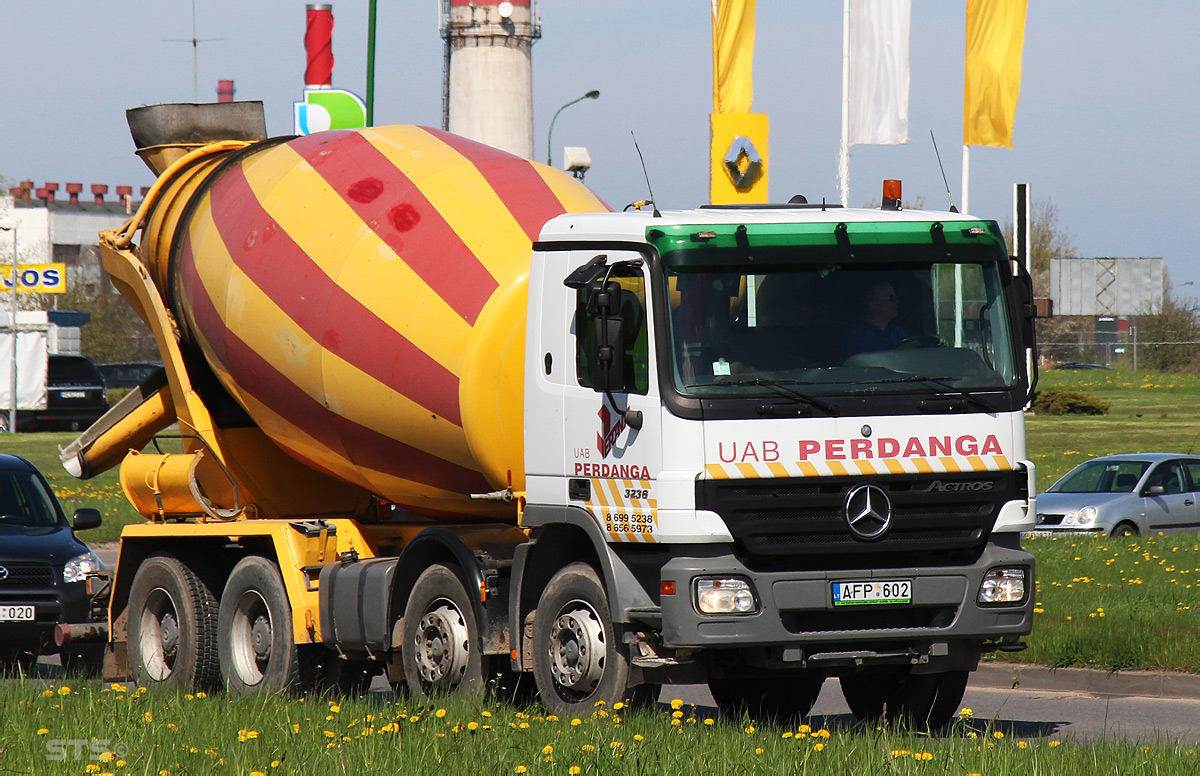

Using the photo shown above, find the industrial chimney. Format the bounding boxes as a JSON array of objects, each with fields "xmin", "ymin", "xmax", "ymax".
[{"xmin": 440, "ymin": 0, "xmax": 540, "ymax": 160}]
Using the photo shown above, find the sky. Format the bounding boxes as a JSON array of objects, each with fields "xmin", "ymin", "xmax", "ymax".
[{"xmin": 2, "ymin": 2, "xmax": 1198, "ymax": 300}]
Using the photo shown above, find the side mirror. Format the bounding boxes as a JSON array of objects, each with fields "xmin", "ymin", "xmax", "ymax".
[
  {"xmin": 1011, "ymin": 260, "xmax": 1036, "ymax": 348},
  {"xmin": 1144, "ymin": 484, "xmax": 1165, "ymax": 497},
  {"xmin": 590, "ymin": 307, "xmax": 627, "ymax": 391},
  {"xmin": 72, "ymin": 507, "xmax": 102, "ymax": 531}
]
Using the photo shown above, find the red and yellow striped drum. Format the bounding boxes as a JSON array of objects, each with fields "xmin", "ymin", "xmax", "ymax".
[{"xmin": 155, "ymin": 126, "xmax": 605, "ymax": 518}]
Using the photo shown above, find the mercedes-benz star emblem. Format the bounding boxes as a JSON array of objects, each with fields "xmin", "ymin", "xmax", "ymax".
[
  {"xmin": 0, "ymin": 566, "xmax": 8, "ymax": 581},
  {"xmin": 844, "ymin": 484, "xmax": 892, "ymax": 540}
]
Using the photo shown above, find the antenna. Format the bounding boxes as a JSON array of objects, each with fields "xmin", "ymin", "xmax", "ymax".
[
  {"xmin": 164, "ymin": 0, "xmax": 223, "ymax": 102},
  {"xmin": 630, "ymin": 131, "xmax": 661, "ymax": 218},
  {"xmin": 930, "ymin": 131, "xmax": 958, "ymax": 213}
]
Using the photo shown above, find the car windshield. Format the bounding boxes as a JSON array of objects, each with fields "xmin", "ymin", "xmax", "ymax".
[
  {"xmin": 1048, "ymin": 460, "xmax": 1150, "ymax": 494},
  {"xmin": 0, "ymin": 470, "xmax": 62, "ymax": 526},
  {"xmin": 655, "ymin": 224, "xmax": 1021, "ymax": 398}
]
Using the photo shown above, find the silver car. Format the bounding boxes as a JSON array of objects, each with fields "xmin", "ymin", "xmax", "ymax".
[{"xmin": 1032, "ymin": 453, "xmax": 1200, "ymax": 537}]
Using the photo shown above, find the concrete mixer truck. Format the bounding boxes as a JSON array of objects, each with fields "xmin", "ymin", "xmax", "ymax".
[{"xmin": 60, "ymin": 101, "xmax": 1036, "ymax": 725}]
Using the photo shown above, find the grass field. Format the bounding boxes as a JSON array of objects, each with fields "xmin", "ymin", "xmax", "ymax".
[
  {"xmin": 1027, "ymin": 369, "xmax": 1200, "ymax": 492},
  {"xmin": 2, "ymin": 680, "xmax": 1199, "ymax": 776}
]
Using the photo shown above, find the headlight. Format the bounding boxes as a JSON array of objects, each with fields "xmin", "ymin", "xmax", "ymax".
[
  {"xmin": 1076, "ymin": 506, "xmax": 1097, "ymax": 526},
  {"xmin": 978, "ymin": 567, "xmax": 1027, "ymax": 605},
  {"xmin": 694, "ymin": 577, "xmax": 758, "ymax": 615},
  {"xmin": 63, "ymin": 551, "xmax": 102, "ymax": 583}
]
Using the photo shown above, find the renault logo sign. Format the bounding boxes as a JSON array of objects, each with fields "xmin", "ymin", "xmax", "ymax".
[
  {"xmin": 844, "ymin": 484, "xmax": 892, "ymax": 540},
  {"xmin": 723, "ymin": 135, "xmax": 763, "ymax": 188}
]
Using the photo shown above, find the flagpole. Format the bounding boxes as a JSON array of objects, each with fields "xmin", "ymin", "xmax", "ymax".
[
  {"xmin": 961, "ymin": 144, "xmax": 970, "ymax": 215},
  {"xmin": 838, "ymin": 0, "xmax": 850, "ymax": 207}
]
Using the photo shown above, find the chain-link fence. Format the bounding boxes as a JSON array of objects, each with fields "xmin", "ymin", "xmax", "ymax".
[{"xmin": 1040, "ymin": 338, "xmax": 1200, "ymax": 371}]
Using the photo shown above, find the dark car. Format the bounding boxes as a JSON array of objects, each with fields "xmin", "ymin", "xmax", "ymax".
[
  {"xmin": 96, "ymin": 361, "xmax": 164, "ymax": 390},
  {"xmin": 1049, "ymin": 362, "xmax": 1114, "ymax": 371},
  {"xmin": 24, "ymin": 355, "xmax": 109, "ymax": 432},
  {"xmin": 0, "ymin": 454, "xmax": 105, "ymax": 672}
]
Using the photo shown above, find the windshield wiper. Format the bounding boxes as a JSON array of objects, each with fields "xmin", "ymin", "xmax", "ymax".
[
  {"xmin": 689, "ymin": 378, "xmax": 840, "ymax": 416},
  {"xmin": 854, "ymin": 374, "xmax": 997, "ymax": 413}
]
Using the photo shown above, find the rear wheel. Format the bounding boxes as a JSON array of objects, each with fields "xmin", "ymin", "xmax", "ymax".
[
  {"xmin": 126, "ymin": 553, "xmax": 220, "ymax": 689},
  {"xmin": 401, "ymin": 564, "xmax": 485, "ymax": 699},
  {"xmin": 709, "ymin": 676, "xmax": 824, "ymax": 724},
  {"xmin": 218, "ymin": 556, "xmax": 303, "ymax": 694},
  {"xmin": 532, "ymin": 562, "xmax": 633, "ymax": 715},
  {"xmin": 840, "ymin": 668, "xmax": 968, "ymax": 730}
]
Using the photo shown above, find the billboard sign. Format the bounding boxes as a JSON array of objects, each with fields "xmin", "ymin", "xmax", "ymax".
[{"xmin": 0, "ymin": 264, "xmax": 67, "ymax": 294}]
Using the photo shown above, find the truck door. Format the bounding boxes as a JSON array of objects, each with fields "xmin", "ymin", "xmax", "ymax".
[{"xmin": 562, "ymin": 255, "xmax": 662, "ymax": 544}]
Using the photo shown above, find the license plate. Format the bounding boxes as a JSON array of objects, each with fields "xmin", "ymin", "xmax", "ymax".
[
  {"xmin": 0, "ymin": 605, "xmax": 35, "ymax": 621},
  {"xmin": 59, "ymin": 390, "xmax": 86, "ymax": 398},
  {"xmin": 1024, "ymin": 530, "xmax": 1058, "ymax": 538},
  {"xmin": 832, "ymin": 580, "xmax": 911, "ymax": 605}
]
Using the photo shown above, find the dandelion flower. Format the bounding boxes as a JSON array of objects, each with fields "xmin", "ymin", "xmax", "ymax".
[
  {"xmin": 516, "ymin": 767, "xmax": 527, "ymax": 774},
  {"xmin": 814, "ymin": 743, "xmax": 825, "ymax": 751},
  {"xmin": 993, "ymin": 730, "xmax": 1005, "ymax": 739},
  {"xmin": 436, "ymin": 708, "xmax": 447, "ymax": 718},
  {"xmin": 571, "ymin": 718, "xmax": 582, "ymax": 726},
  {"xmin": 569, "ymin": 767, "xmax": 581, "ymax": 775},
  {"xmin": 36, "ymin": 728, "xmax": 49, "ymax": 735},
  {"xmin": 543, "ymin": 744, "xmax": 554, "ymax": 755},
  {"xmin": 58, "ymin": 686, "xmax": 72, "ymax": 696}
]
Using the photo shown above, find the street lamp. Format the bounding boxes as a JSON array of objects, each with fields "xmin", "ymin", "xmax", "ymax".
[
  {"xmin": 0, "ymin": 224, "xmax": 16, "ymax": 433},
  {"xmin": 547, "ymin": 90, "xmax": 600, "ymax": 167}
]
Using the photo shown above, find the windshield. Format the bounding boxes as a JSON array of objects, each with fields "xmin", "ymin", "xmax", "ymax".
[
  {"xmin": 659, "ymin": 230, "xmax": 1020, "ymax": 399},
  {"xmin": 0, "ymin": 470, "xmax": 62, "ymax": 526},
  {"xmin": 1048, "ymin": 460, "xmax": 1150, "ymax": 494}
]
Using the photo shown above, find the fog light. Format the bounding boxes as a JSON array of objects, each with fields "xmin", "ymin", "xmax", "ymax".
[
  {"xmin": 695, "ymin": 577, "xmax": 758, "ymax": 615},
  {"xmin": 978, "ymin": 567, "xmax": 1027, "ymax": 605}
]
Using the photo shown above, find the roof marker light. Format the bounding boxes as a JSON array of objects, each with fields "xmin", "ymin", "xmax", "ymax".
[{"xmin": 882, "ymin": 179, "xmax": 902, "ymax": 211}]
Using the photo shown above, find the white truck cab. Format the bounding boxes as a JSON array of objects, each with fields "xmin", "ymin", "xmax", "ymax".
[{"xmin": 519, "ymin": 203, "xmax": 1036, "ymax": 725}]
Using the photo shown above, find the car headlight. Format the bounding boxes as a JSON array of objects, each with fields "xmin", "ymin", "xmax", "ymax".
[
  {"xmin": 63, "ymin": 551, "xmax": 102, "ymax": 583},
  {"xmin": 1075, "ymin": 506, "xmax": 1097, "ymax": 527},
  {"xmin": 694, "ymin": 577, "xmax": 759, "ymax": 615},
  {"xmin": 978, "ymin": 567, "xmax": 1027, "ymax": 605}
]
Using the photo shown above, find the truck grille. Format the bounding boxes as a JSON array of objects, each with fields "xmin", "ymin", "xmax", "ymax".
[
  {"xmin": 0, "ymin": 564, "xmax": 55, "ymax": 586},
  {"xmin": 697, "ymin": 471, "xmax": 1021, "ymax": 569}
]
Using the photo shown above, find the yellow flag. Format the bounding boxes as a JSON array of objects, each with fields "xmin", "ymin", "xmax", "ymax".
[
  {"xmin": 712, "ymin": 0, "xmax": 756, "ymax": 114},
  {"xmin": 964, "ymin": 0, "xmax": 1027, "ymax": 148}
]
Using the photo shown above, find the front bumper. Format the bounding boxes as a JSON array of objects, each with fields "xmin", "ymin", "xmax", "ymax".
[
  {"xmin": 658, "ymin": 538, "xmax": 1033, "ymax": 669},
  {"xmin": 0, "ymin": 579, "xmax": 93, "ymax": 656}
]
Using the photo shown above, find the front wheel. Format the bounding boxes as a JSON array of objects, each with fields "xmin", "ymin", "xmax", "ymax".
[
  {"xmin": 532, "ymin": 562, "xmax": 633, "ymax": 715},
  {"xmin": 709, "ymin": 675, "xmax": 824, "ymax": 724},
  {"xmin": 127, "ymin": 553, "xmax": 220, "ymax": 690},
  {"xmin": 218, "ymin": 556, "xmax": 304, "ymax": 694},
  {"xmin": 840, "ymin": 668, "xmax": 968, "ymax": 730},
  {"xmin": 401, "ymin": 564, "xmax": 485, "ymax": 699},
  {"xmin": 1111, "ymin": 522, "xmax": 1139, "ymax": 537}
]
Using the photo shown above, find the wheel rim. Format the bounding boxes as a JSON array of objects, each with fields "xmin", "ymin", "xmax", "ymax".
[
  {"xmin": 548, "ymin": 598, "xmax": 606, "ymax": 697},
  {"xmin": 413, "ymin": 598, "xmax": 471, "ymax": 688},
  {"xmin": 137, "ymin": 587, "xmax": 180, "ymax": 682},
  {"xmin": 229, "ymin": 589, "xmax": 272, "ymax": 686}
]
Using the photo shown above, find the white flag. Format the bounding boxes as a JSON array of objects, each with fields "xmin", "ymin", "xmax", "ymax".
[{"xmin": 848, "ymin": 0, "xmax": 911, "ymax": 146}]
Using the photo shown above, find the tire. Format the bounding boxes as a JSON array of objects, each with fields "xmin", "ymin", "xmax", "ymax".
[
  {"xmin": 709, "ymin": 675, "xmax": 824, "ymax": 725},
  {"xmin": 840, "ymin": 668, "xmax": 968, "ymax": 730},
  {"xmin": 1, "ymin": 650, "xmax": 37, "ymax": 675},
  {"xmin": 126, "ymin": 553, "xmax": 220, "ymax": 690},
  {"xmin": 218, "ymin": 555, "xmax": 303, "ymax": 695},
  {"xmin": 1111, "ymin": 522, "xmax": 1138, "ymax": 537},
  {"xmin": 401, "ymin": 564, "xmax": 486, "ymax": 699},
  {"xmin": 532, "ymin": 562, "xmax": 633, "ymax": 715}
]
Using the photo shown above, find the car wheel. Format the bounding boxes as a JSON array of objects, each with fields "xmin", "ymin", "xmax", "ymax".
[
  {"xmin": 127, "ymin": 553, "xmax": 220, "ymax": 689},
  {"xmin": 1111, "ymin": 522, "xmax": 1139, "ymax": 537},
  {"xmin": 218, "ymin": 556, "xmax": 305, "ymax": 694},
  {"xmin": 402, "ymin": 564, "xmax": 485, "ymax": 699},
  {"xmin": 532, "ymin": 562, "xmax": 634, "ymax": 715}
]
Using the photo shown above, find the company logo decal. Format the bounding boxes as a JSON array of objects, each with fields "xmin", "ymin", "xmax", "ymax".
[
  {"xmin": 844, "ymin": 484, "xmax": 892, "ymax": 540},
  {"xmin": 597, "ymin": 405, "xmax": 626, "ymax": 459},
  {"xmin": 0, "ymin": 566, "xmax": 7, "ymax": 581}
]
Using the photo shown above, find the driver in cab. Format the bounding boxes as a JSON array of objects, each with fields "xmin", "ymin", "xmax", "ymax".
[{"xmin": 842, "ymin": 280, "xmax": 907, "ymax": 358}]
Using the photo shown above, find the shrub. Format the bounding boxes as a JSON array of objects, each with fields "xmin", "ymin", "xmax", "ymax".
[{"xmin": 1032, "ymin": 390, "xmax": 1110, "ymax": 415}]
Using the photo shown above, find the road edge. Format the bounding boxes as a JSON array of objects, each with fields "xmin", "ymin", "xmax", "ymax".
[{"xmin": 973, "ymin": 662, "xmax": 1200, "ymax": 700}]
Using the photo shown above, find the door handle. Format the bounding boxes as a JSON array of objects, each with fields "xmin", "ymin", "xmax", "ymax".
[{"xmin": 1186, "ymin": 499, "xmax": 1195, "ymax": 506}]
